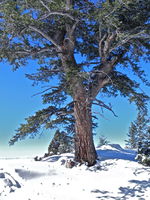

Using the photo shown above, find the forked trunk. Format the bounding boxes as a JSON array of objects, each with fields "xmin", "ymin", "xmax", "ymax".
[{"xmin": 74, "ymin": 95, "xmax": 97, "ymax": 166}]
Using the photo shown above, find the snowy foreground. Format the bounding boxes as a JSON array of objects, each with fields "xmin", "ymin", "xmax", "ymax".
[{"xmin": 0, "ymin": 144, "xmax": 150, "ymax": 200}]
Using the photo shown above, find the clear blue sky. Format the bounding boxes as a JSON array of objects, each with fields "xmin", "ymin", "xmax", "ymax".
[{"xmin": 0, "ymin": 59, "xmax": 149, "ymax": 158}]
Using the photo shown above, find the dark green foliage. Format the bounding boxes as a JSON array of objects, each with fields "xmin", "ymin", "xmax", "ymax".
[
  {"xmin": 136, "ymin": 154, "xmax": 150, "ymax": 166},
  {"xmin": 141, "ymin": 157, "xmax": 150, "ymax": 166},
  {"xmin": 125, "ymin": 122, "xmax": 137, "ymax": 149},
  {"xmin": 136, "ymin": 121, "xmax": 150, "ymax": 166},
  {"xmin": 136, "ymin": 110, "xmax": 149, "ymax": 139},
  {"xmin": 136, "ymin": 140, "xmax": 150, "ymax": 166},
  {"xmin": 46, "ymin": 130, "xmax": 73, "ymax": 156},
  {"xmin": 127, "ymin": 109, "xmax": 150, "ymax": 166},
  {"xmin": 126, "ymin": 109, "xmax": 149, "ymax": 150},
  {"xmin": 0, "ymin": 0, "xmax": 149, "ymax": 145},
  {"xmin": 9, "ymin": 104, "xmax": 75, "ymax": 145}
]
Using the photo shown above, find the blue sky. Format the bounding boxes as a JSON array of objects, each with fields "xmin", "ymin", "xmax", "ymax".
[
  {"xmin": 0, "ymin": 62, "xmax": 52, "ymax": 157},
  {"xmin": 0, "ymin": 59, "xmax": 149, "ymax": 158}
]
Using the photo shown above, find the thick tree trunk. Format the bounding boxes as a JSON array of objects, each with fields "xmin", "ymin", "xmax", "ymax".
[
  {"xmin": 74, "ymin": 95, "xmax": 97, "ymax": 166},
  {"xmin": 60, "ymin": 22, "xmax": 97, "ymax": 165}
]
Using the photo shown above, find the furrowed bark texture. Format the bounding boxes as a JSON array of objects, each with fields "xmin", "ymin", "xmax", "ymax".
[
  {"xmin": 61, "ymin": 47, "xmax": 97, "ymax": 165},
  {"xmin": 73, "ymin": 87, "xmax": 97, "ymax": 166},
  {"xmin": 74, "ymin": 105, "xmax": 97, "ymax": 165}
]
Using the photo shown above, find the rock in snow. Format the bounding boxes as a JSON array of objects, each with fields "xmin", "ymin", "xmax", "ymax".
[
  {"xmin": 0, "ymin": 171, "xmax": 21, "ymax": 196},
  {"xmin": 0, "ymin": 144, "xmax": 150, "ymax": 200}
]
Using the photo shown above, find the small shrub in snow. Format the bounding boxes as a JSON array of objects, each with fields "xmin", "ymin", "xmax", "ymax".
[
  {"xmin": 34, "ymin": 156, "xmax": 42, "ymax": 161},
  {"xmin": 136, "ymin": 154, "xmax": 150, "ymax": 166},
  {"xmin": 65, "ymin": 160, "xmax": 75, "ymax": 168},
  {"xmin": 136, "ymin": 141, "xmax": 150, "ymax": 166}
]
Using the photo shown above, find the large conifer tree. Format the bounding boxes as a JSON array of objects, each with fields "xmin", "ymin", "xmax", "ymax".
[{"xmin": 0, "ymin": 0, "xmax": 150, "ymax": 166}]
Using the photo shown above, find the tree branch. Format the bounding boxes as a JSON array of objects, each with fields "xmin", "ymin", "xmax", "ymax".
[
  {"xmin": 99, "ymin": 33, "xmax": 107, "ymax": 58},
  {"xmin": 39, "ymin": 0, "xmax": 51, "ymax": 12},
  {"xmin": 66, "ymin": 0, "xmax": 72, "ymax": 10},
  {"xmin": 26, "ymin": 68, "xmax": 62, "ymax": 83},
  {"xmin": 103, "ymin": 31, "xmax": 117, "ymax": 60},
  {"xmin": 31, "ymin": 86, "xmax": 59, "ymax": 97},
  {"xmin": 93, "ymin": 111, "xmax": 109, "ymax": 120},
  {"xmin": 38, "ymin": 0, "xmax": 75, "ymax": 21},
  {"xmin": 78, "ymin": 62, "xmax": 100, "ymax": 67},
  {"xmin": 38, "ymin": 11, "xmax": 76, "ymax": 21},
  {"xmin": 15, "ymin": 47, "xmax": 55, "ymax": 56},
  {"xmin": 109, "ymin": 29, "xmax": 148, "ymax": 53},
  {"xmin": 70, "ymin": 19, "xmax": 79, "ymax": 36},
  {"xmin": 93, "ymin": 99, "xmax": 117, "ymax": 117},
  {"xmin": 28, "ymin": 25, "xmax": 62, "ymax": 50},
  {"xmin": 89, "ymin": 65, "xmax": 115, "ymax": 99}
]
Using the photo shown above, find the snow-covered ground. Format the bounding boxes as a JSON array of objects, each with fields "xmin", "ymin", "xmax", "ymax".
[{"xmin": 0, "ymin": 144, "xmax": 150, "ymax": 200}]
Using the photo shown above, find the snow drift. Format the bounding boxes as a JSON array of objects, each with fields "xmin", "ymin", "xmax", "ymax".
[{"xmin": 0, "ymin": 144, "xmax": 150, "ymax": 200}]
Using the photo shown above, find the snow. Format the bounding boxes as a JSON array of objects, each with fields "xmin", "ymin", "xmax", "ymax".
[{"xmin": 0, "ymin": 144, "xmax": 150, "ymax": 200}]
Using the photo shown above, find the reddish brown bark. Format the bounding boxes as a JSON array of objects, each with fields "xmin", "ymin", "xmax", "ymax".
[
  {"xmin": 61, "ymin": 28, "xmax": 97, "ymax": 166},
  {"xmin": 74, "ymin": 95, "xmax": 97, "ymax": 166}
]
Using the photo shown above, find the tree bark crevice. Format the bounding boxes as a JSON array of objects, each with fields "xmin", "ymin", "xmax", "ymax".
[{"xmin": 73, "ymin": 93, "xmax": 97, "ymax": 166}]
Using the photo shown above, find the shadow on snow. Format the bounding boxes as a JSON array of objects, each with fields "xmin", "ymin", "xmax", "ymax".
[
  {"xmin": 15, "ymin": 168, "xmax": 56, "ymax": 180},
  {"xmin": 91, "ymin": 179, "xmax": 150, "ymax": 200},
  {"xmin": 96, "ymin": 144, "xmax": 137, "ymax": 162}
]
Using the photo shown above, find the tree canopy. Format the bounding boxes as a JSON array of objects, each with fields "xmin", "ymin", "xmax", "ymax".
[{"xmin": 0, "ymin": 0, "xmax": 150, "ymax": 165}]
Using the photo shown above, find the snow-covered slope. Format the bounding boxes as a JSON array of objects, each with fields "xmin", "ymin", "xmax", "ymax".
[
  {"xmin": 97, "ymin": 143, "xmax": 137, "ymax": 161},
  {"xmin": 0, "ymin": 144, "xmax": 150, "ymax": 200}
]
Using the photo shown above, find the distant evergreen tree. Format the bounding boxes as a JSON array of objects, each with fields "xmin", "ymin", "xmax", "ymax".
[
  {"xmin": 126, "ymin": 108, "xmax": 150, "ymax": 166},
  {"xmin": 126, "ymin": 109, "xmax": 149, "ymax": 149},
  {"xmin": 147, "ymin": 126, "xmax": 150, "ymax": 141},
  {"xmin": 135, "ymin": 110, "xmax": 150, "ymax": 166},
  {"xmin": 136, "ymin": 110, "xmax": 148, "ymax": 141},
  {"xmin": 97, "ymin": 135, "xmax": 109, "ymax": 147},
  {"xmin": 46, "ymin": 130, "xmax": 73, "ymax": 156},
  {"xmin": 125, "ymin": 122, "xmax": 137, "ymax": 149}
]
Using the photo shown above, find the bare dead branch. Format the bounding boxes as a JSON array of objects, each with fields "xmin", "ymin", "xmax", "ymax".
[
  {"xmin": 103, "ymin": 31, "xmax": 116, "ymax": 57},
  {"xmin": 91, "ymin": 70, "xmax": 114, "ymax": 86},
  {"xmin": 91, "ymin": 77, "xmax": 110, "ymax": 99},
  {"xmin": 109, "ymin": 30, "xmax": 148, "ymax": 53},
  {"xmin": 38, "ymin": 0, "xmax": 75, "ymax": 21},
  {"xmin": 38, "ymin": 11, "xmax": 75, "ymax": 21},
  {"xmin": 32, "ymin": 86, "xmax": 61, "ymax": 97},
  {"xmin": 99, "ymin": 33, "xmax": 107, "ymax": 58},
  {"xmin": 93, "ymin": 111, "xmax": 109, "ymax": 120},
  {"xmin": 39, "ymin": 0, "xmax": 51, "ymax": 12},
  {"xmin": 93, "ymin": 99, "xmax": 118, "ymax": 117},
  {"xmin": 70, "ymin": 19, "xmax": 80, "ymax": 36},
  {"xmin": 32, "ymin": 87, "xmax": 53, "ymax": 97}
]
